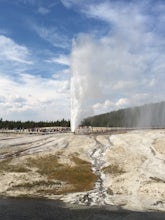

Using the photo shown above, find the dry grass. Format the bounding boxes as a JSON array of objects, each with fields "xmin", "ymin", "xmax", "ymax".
[
  {"xmin": 12, "ymin": 180, "xmax": 60, "ymax": 189},
  {"xmin": 0, "ymin": 159, "xmax": 12, "ymax": 172},
  {"xmin": 26, "ymin": 155, "xmax": 96, "ymax": 193},
  {"xmin": 71, "ymin": 155, "xmax": 91, "ymax": 166},
  {"xmin": 8, "ymin": 180, "xmax": 63, "ymax": 196},
  {"xmin": 26, "ymin": 155, "xmax": 63, "ymax": 175},
  {"xmin": 102, "ymin": 164, "xmax": 125, "ymax": 175},
  {"xmin": 37, "ymin": 185, "xmax": 75, "ymax": 195},
  {"xmin": 0, "ymin": 159, "xmax": 29, "ymax": 173},
  {"xmin": 0, "ymin": 154, "xmax": 97, "ymax": 195}
]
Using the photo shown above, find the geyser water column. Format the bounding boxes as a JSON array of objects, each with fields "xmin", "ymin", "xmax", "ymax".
[
  {"xmin": 70, "ymin": 36, "xmax": 102, "ymax": 132},
  {"xmin": 70, "ymin": 37, "xmax": 92, "ymax": 132}
]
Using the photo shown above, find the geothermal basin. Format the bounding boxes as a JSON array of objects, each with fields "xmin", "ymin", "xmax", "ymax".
[{"xmin": 0, "ymin": 128, "xmax": 164, "ymax": 212}]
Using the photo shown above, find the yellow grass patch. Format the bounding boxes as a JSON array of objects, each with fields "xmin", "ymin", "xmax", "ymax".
[
  {"xmin": 0, "ymin": 158, "xmax": 29, "ymax": 173},
  {"xmin": 26, "ymin": 155, "xmax": 96, "ymax": 193}
]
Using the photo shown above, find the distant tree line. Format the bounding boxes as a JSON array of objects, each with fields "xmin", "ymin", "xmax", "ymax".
[
  {"xmin": 81, "ymin": 101, "xmax": 165, "ymax": 128},
  {"xmin": 0, "ymin": 118, "xmax": 70, "ymax": 129}
]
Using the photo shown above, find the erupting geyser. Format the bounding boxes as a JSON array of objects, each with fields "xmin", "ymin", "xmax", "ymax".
[
  {"xmin": 70, "ymin": 36, "xmax": 103, "ymax": 132},
  {"xmin": 70, "ymin": 38, "xmax": 91, "ymax": 132},
  {"xmin": 70, "ymin": 28, "xmax": 165, "ymax": 131}
]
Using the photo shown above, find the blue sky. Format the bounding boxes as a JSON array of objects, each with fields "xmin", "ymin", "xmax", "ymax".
[{"xmin": 0, "ymin": 0, "xmax": 165, "ymax": 121}]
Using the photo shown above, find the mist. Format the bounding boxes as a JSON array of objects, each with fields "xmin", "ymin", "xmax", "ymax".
[
  {"xmin": 136, "ymin": 102, "xmax": 165, "ymax": 128},
  {"xmin": 70, "ymin": 1, "xmax": 165, "ymax": 131},
  {"xmin": 71, "ymin": 36, "xmax": 104, "ymax": 131}
]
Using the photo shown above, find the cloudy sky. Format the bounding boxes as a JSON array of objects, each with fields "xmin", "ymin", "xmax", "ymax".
[{"xmin": 0, "ymin": 0, "xmax": 165, "ymax": 121}]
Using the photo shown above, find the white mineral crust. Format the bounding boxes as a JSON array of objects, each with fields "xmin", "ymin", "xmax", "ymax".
[{"xmin": 0, "ymin": 129, "xmax": 165, "ymax": 211}]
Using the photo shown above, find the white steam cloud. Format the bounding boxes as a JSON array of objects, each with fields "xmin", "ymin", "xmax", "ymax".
[
  {"xmin": 71, "ymin": 36, "xmax": 103, "ymax": 131},
  {"xmin": 70, "ymin": 1, "xmax": 165, "ymax": 131}
]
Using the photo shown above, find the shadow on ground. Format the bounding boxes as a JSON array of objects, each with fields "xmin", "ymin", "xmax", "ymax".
[{"xmin": 0, "ymin": 198, "xmax": 164, "ymax": 220}]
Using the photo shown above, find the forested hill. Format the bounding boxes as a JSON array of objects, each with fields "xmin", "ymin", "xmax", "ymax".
[
  {"xmin": 0, "ymin": 118, "xmax": 70, "ymax": 129},
  {"xmin": 81, "ymin": 101, "xmax": 165, "ymax": 128}
]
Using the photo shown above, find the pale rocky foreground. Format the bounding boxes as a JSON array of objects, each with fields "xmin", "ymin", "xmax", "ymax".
[{"xmin": 0, "ymin": 129, "xmax": 164, "ymax": 212}]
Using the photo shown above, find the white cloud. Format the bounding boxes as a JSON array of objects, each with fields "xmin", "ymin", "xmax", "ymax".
[
  {"xmin": 0, "ymin": 35, "xmax": 32, "ymax": 64},
  {"xmin": 92, "ymin": 98, "xmax": 129, "ymax": 115},
  {"xmin": 60, "ymin": 0, "xmax": 82, "ymax": 8},
  {"xmin": 52, "ymin": 68, "xmax": 71, "ymax": 81},
  {"xmin": 16, "ymin": 0, "xmax": 56, "ymax": 15},
  {"xmin": 116, "ymin": 98, "xmax": 129, "ymax": 107},
  {"xmin": 112, "ymin": 80, "xmax": 136, "ymax": 90},
  {"xmin": 93, "ymin": 99, "xmax": 112, "ymax": 113},
  {"xmin": 47, "ymin": 54, "xmax": 70, "ymax": 66},
  {"xmin": 31, "ymin": 24, "xmax": 70, "ymax": 49},
  {"xmin": 38, "ymin": 7, "xmax": 50, "ymax": 15},
  {"xmin": 0, "ymin": 34, "xmax": 70, "ymax": 121},
  {"xmin": 0, "ymin": 73, "xmax": 70, "ymax": 121},
  {"xmin": 17, "ymin": 0, "xmax": 39, "ymax": 6}
]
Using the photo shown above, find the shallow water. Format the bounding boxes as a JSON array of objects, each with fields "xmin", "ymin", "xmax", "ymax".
[{"xmin": 0, "ymin": 198, "xmax": 164, "ymax": 220}]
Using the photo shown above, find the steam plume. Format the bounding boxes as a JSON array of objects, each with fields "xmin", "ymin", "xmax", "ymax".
[
  {"xmin": 71, "ymin": 36, "xmax": 102, "ymax": 132},
  {"xmin": 70, "ymin": 2, "xmax": 165, "ymax": 132}
]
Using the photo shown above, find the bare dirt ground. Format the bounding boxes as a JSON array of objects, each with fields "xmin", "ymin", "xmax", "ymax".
[{"xmin": 0, "ymin": 129, "xmax": 164, "ymax": 212}]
